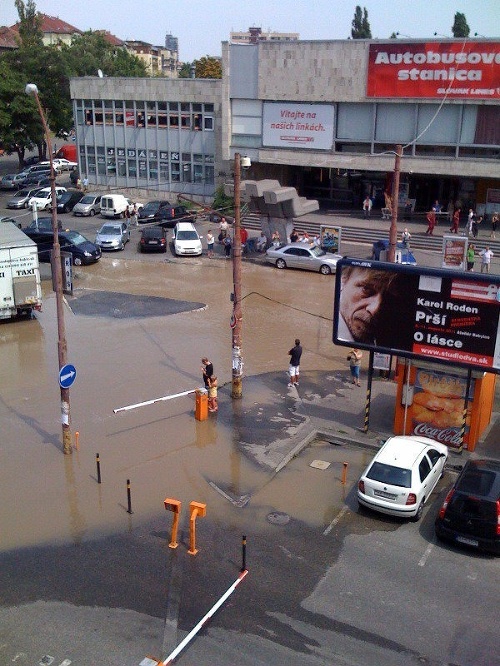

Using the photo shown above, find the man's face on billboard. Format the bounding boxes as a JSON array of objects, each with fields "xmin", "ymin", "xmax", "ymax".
[{"xmin": 340, "ymin": 268, "xmax": 390, "ymax": 343}]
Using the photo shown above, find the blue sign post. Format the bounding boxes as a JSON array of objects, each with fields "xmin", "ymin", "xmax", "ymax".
[{"xmin": 59, "ymin": 364, "xmax": 77, "ymax": 389}]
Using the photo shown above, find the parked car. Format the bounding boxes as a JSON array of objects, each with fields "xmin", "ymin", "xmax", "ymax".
[
  {"xmin": 435, "ymin": 458, "xmax": 500, "ymax": 554},
  {"xmin": 100, "ymin": 194, "xmax": 140, "ymax": 219},
  {"xmin": 25, "ymin": 216, "xmax": 62, "ymax": 231},
  {"xmin": 138, "ymin": 226, "xmax": 168, "ymax": 253},
  {"xmin": 28, "ymin": 186, "xmax": 67, "ymax": 211},
  {"xmin": 72, "ymin": 193, "xmax": 102, "ymax": 217},
  {"xmin": 172, "ymin": 221, "xmax": 202, "ymax": 256},
  {"xmin": 23, "ymin": 155, "xmax": 40, "ymax": 166},
  {"xmin": 137, "ymin": 200, "xmax": 172, "ymax": 224},
  {"xmin": 12, "ymin": 172, "xmax": 30, "ymax": 188},
  {"xmin": 7, "ymin": 187, "xmax": 44, "ymax": 209},
  {"xmin": 40, "ymin": 158, "xmax": 78, "ymax": 172},
  {"xmin": 357, "ymin": 435, "xmax": 448, "ymax": 521},
  {"xmin": 95, "ymin": 221, "xmax": 130, "ymax": 251},
  {"xmin": 153, "ymin": 205, "xmax": 196, "ymax": 229},
  {"xmin": 265, "ymin": 242, "xmax": 342, "ymax": 275},
  {"xmin": 1, "ymin": 174, "xmax": 19, "ymax": 190},
  {"xmin": 24, "ymin": 227, "xmax": 101, "ymax": 265},
  {"xmin": 56, "ymin": 190, "xmax": 85, "ymax": 213},
  {"xmin": 372, "ymin": 239, "xmax": 417, "ymax": 265},
  {"xmin": 0, "ymin": 215, "xmax": 22, "ymax": 228},
  {"xmin": 22, "ymin": 174, "xmax": 51, "ymax": 189}
]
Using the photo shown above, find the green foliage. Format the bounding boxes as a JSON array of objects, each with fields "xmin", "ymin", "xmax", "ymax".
[
  {"xmin": 194, "ymin": 56, "xmax": 222, "ymax": 79},
  {"xmin": 212, "ymin": 185, "xmax": 234, "ymax": 216},
  {"xmin": 351, "ymin": 5, "xmax": 372, "ymax": 39},
  {"xmin": 14, "ymin": 0, "xmax": 43, "ymax": 47},
  {"xmin": 178, "ymin": 62, "xmax": 193, "ymax": 78},
  {"xmin": 452, "ymin": 12, "xmax": 470, "ymax": 38},
  {"xmin": 60, "ymin": 32, "xmax": 147, "ymax": 78}
]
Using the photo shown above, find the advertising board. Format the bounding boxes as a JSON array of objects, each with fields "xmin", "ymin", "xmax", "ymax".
[
  {"xmin": 366, "ymin": 41, "xmax": 500, "ymax": 99},
  {"xmin": 333, "ymin": 258, "xmax": 500, "ymax": 373},
  {"xmin": 262, "ymin": 102, "xmax": 334, "ymax": 150},
  {"xmin": 442, "ymin": 235, "xmax": 468, "ymax": 271},
  {"xmin": 319, "ymin": 225, "xmax": 341, "ymax": 254}
]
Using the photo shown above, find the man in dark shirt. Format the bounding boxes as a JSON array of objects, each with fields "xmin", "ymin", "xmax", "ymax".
[
  {"xmin": 201, "ymin": 357, "xmax": 213, "ymax": 388},
  {"xmin": 288, "ymin": 339, "xmax": 302, "ymax": 388}
]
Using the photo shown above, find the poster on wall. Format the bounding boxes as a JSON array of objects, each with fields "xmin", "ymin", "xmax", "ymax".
[
  {"xmin": 333, "ymin": 259, "xmax": 500, "ymax": 373},
  {"xmin": 409, "ymin": 367, "xmax": 474, "ymax": 448},
  {"xmin": 320, "ymin": 225, "xmax": 341, "ymax": 254},
  {"xmin": 262, "ymin": 102, "xmax": 334, "ymax": 150},
  {"xmin": 367, "ymin": 42, "xmax": 500, "ymax": 99},
  {"xmin": 442, "ymin": 235, "xmax": 468, "ymax": 271}
]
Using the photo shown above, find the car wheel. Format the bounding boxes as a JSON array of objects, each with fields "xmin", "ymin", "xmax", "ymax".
[
  {"xmin": 276, "ymin": 258, "xmax": 286, "ymax": 269},
  {"xmin": 319, "ymin": 264, "xmax": 331, "ymax": 275},
  {"xmin": 412, "ymin": 500, "xmax": 425, "ymax": 522},
  {"xmin": 73, "ymin": 257, "xmax": 82, "ymax": 266},
  {"xmin": 90, "ymin": 209, "xmax": 95, "ymax": 216}
]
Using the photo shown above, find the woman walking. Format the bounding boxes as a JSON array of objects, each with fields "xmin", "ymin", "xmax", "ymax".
[{"xmin": 347, "ymin": 348, "xmax": 363, "ymax": 386}]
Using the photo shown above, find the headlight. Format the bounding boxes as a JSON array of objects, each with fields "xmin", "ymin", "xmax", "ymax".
[{"xmin": 84, "ymin": 251, "xmax": 92, "ymax": 257}]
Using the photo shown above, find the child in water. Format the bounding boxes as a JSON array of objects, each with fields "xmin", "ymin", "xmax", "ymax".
[{"xmin": 208, "ymin": 375, "xmax": 218, "ymax": 412}]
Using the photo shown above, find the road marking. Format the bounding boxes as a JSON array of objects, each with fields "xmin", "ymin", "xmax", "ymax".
[
  {"xmin": 323, "ymin": 505, "xmax": 349, "ymax": 535},
  {"xmin": 418, "ymin": 543, "xmax": 434, "ymax": 566}
]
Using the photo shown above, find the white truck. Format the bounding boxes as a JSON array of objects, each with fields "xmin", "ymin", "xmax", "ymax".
[{"xmin": 0, "ymin": 221, "xmax": 42, "ymax": 319}]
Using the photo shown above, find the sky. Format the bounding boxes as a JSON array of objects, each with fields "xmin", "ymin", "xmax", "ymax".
[{"xmin": 2, "ymin": 0, "xmax": 498, "ymax": 62}]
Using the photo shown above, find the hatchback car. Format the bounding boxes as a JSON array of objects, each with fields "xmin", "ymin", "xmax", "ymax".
[
  {"xmin": 435, "ymin": 458, "xmax": 500, "ymax": 554},
  {"xmin": 138, "ymin": 226, "xmax": 168, "ymax": 253},
  {"xmin": 56, "ymin": 190, "xmax": 84, "ymax": 213},
  {"xmin": 7, "ymin": 187, "xmax": 44, "ymax": 209},
  {"xmin": 72, "ymin": 193, "xmax": 102, "ymax": 217},
  {"xmin": 266, "ymin": 242, "xmax": 342, "ymax": 275},
  {"xmin": 155, "ymin": 205, "xmax": 196, "ymax": 229},
  {"xmin": 137, "ymin": 200, "xmax": 172, "ymax": 224},
  {"xmin": 25, "ymin": 216, "xmax": 62, "ymax": 232},
  {"xmin": 172, "ymin": 222, "xmax": 202, "ymax": 256},
  {"xmin": 24, "ymin": 228, "xmax": 101, "ymax": 265},
  {"xmin": 357, "ymin": 436, "xmax": 448, "ymax": 521},
  {"xmin": 28, "ymin": 186, "xmax": 67, "ymax": 211},
  {"xmin": 95, "ymin": 221, "xmax": 130, "ymax": 251},
  {"xmin": 1, "ymin": 174, "xmax": 18, "ymax": 190},
  {"xmin": 23, "ymin": 174, "xmax": 51, "ymax": 189}
]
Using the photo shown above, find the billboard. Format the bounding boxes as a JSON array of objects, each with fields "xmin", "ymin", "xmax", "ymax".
[
  {"xmin": 262, "ymin": 102, "xmax": 334, "ymax": 150},
  {"xmin": 442, "ymin": 235, "xmax": 468, "ymax": 271},
  {"xmin": 367, "ymin": 42, "xmax": 500, "ymax": 99},
  {"xmin": 333, "ymin": 258, "xmax": 500, "ymax": 373}
]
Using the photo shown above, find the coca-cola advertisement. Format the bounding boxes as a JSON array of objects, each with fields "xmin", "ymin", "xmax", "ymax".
[{"xmin": 410, "ymin": 368, "xmax": 474, "ymax": 449}]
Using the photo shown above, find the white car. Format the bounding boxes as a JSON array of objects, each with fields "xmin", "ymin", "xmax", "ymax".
[
  {"xmin": 39, "ymin": 158, "xmax": 78, "ymax": 172},
  {"xmin": 357, "ymin": 435, "xmax": 448, "ymax": 521},
  {"xmin": 28, "ymin": 186, "xmax": 67, "ymax": 211},
  {"xmin": 172, "ymin": 221, "xmax": 202, "ymax": 256}
]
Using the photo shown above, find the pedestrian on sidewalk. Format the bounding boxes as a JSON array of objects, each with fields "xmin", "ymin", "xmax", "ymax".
[
  {"xmin": 466, "ymin": 244, "xmax": 475, "ymax": 272},
  {"xmin": 201, "ymin": 357, "xmax": 213, "ymax": 388},
  {"xmin": 480, "ymin": 246, "xmax": 493, "ymax": 273},
  {"xmin": 467, "ymin": 208, "xmax": 475, "ymax": 236},
  {"xmin": 450, "ymin": 208, "xmax": 460, "ymax": 233},
  {"xmin": 425, "ymin": 209, "xmax": 436, "ymax": 235},
  {"xmin": 207, "ymin": 375, "xmax": 218, "ymax": 412},
  {"xmin": 362, "ymin": 195, "xmax": 372, "ymax": 218},
  {"xmin": 347, "ymin": 348, "xmax": 363, "ymax": 386},
  {"xmin": 472, "ymin": 215, "xmax": 482, "ymax": 239},
  {"xmin": 401, "ymin": 227, "xmax": 411, "ymax": 246},
  {"xmin": 287, "ymin": 338, "xmax": 302, "ymax": 388},
  {"xmin": 206, "ymin": 229, "xmax": 215, "ymax": 258},
  {"xmin": 223, "ymin": 234, "xmax": 232, "ymax": 258},
  {"xmin": 490, "ymin": 211, "xmax": 498, "ymax": 239}
]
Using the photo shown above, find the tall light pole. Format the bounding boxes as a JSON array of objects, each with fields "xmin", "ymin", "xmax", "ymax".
[
  {"xmin": 387, "ymin": 144, "xmax": 403, "ymax": 263},
  {"xmin": 26, "ymin": 84, "xmax": 73, "ymax": 455},
  {"xmin": 231, "ymin": 153, "xmax": 243, "ymax": 399}
]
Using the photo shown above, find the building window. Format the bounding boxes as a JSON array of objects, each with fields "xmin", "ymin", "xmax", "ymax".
[{"xmin": 204, "ymin": 116, "xmax": 214, "ymax": 131}]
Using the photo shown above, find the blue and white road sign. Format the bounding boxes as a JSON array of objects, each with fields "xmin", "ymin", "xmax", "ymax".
[{"xmin": 59, "ymin": 364, "xmax": 77, "ymax": 388}]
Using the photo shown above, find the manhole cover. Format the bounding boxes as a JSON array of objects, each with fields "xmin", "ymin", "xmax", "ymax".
[
  {"xmin": 310, "ymin": 459, "xmax": 331, "ymax": 470},
  {"xmin": 267, "ymin": 511, "xmax": 290, "ymax": 525}
]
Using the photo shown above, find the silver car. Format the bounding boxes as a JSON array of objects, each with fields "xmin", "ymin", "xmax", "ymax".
[
  {"xmin": 95, "ymin": 221, "xmax": 130, "ymax": 251},
  {"xmin": 7, "ymin": 187, "xmax": 44, "ymax": 209},
  {"xmin": 265, "ymin": 242, "xmax": 342, "ymax": 275},
  {"xmin": 72, "ymin": 193, "xmax": 102, "ymax": 217}
]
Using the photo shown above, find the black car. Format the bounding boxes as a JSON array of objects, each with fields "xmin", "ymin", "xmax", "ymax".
[
  {"xmin": 157, "ymin": 205, "xmax": 196, "ymax": 229},
  {"xmin": 24, "ymin": 227, "xmax": 101, "ymax": 265},
  {"xmin": 57, "ymin": 190, "xmax": 85, "ymax": 213},
  {"xmin": 23, "ymin": 173, "xmax": 51, "ymax": 188},
  {"xmin": 138, "ymin": 226, "xmax": 168, "ymax": 253},
  {"xmin": 25, "ymin": 216, "xmax": 63, "ymax": 232},
  {"xmin": 137, "ymin": 200, "xmax": 172, "ymax": 224},
  {"xmin": 435, "ymin": 458, "xmax": 500, "ymax": 554}
]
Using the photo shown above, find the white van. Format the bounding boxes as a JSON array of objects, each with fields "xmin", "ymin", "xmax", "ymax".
[{"xmin": 100, "ymin": 194, "xmax": 133, "ymax": 218}]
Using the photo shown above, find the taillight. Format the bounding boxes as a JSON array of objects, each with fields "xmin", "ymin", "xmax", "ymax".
[
  {"xmin": 438, "ymin": 490, "xmax": 454, "ymax": 519},
  {"xmin": 140, "ymin": 238, "xmax": 145, "ymax": 245},
  {"xmin": 496, "ymin": 500, "xmax": 500, "ymax": 536},
  {"xmin": 406, "ymin": 493, "xmax": 417, "ymax": 505},
  {"xmin": 358, "ymin": 480, "xmax": 365, "ymax": 494}
]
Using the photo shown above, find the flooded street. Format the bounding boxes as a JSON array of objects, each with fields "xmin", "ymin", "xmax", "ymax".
[{"xmin": 0, "ymin": 253, "xmax": 344, "ymax": 551}]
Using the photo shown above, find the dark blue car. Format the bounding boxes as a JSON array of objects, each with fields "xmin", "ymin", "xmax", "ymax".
[{"xmin": 371, "ymin": 239, "xmax": 417, "ymax": 265}]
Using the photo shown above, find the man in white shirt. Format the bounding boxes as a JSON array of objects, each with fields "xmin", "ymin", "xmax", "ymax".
[{"xmin": 480, "ymin": 247, "xmax": 494, "ymax": 273}]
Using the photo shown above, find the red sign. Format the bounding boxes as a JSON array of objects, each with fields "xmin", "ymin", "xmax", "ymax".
[{"xmin": 367, "ymin": 42, "xmax": 500, "ymax": 99}]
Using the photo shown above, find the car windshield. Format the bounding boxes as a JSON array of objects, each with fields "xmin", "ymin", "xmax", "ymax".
[
  {"xmin": 457, "ymin": 469, "xmax": 496, "ymax": 496},
  {"xmin": 310, "ymin": 246, "xmax": 326, "ymax": 257},
  {"xmin": 99, "ymin": 226, "xmax": 121, "ymax": 235},
  {"xmin": 16, "ymin": 189, "xmax": 30, "ymax": 197},
  {"xmin": 366, "ymin": 462, "xmax": 412, "ymax": 488},
  {"xmin": 142, "ymin": 202, "xmax": 161, "ymax": 213},
  {"xmin": 64, "ymin": 231, "xmax": 88, "ymax": 246},
  {"xmin": 80, "ymin": 196, "xmax": 95, "ymax": 204},
  {"xmin": 177, "ymin": 230, "xmax": 198, "ymax": 240}
]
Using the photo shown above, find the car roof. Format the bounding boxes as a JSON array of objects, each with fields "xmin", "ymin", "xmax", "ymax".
[
  {"xmin": 457, "ymin": 459, "xmax": 500, "ymax": 499},
  {"xmin": 175, "ymin": 221, "xmax": 196, "ymax": 230},
  {"xmin": 375, "ymin": 436, "xmax": 445, "ymax": 468}
]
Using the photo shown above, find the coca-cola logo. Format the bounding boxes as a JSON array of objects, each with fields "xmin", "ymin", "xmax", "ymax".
[{"xmin": 413, "ymin": 422, "xmax": 462, "ymax": 447}]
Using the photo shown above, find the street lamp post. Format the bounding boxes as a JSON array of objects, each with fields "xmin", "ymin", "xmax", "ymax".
[
  {"xmin": 231, "ymin": 153, "xmax": 243, "ymax": 399},
  {"xmin": 387, "ymin": 144, "xmax": 403, "ymax": 264},
  {"xmin": 26, "ymin": 84, "xmax": 72, "ymax": 455}
]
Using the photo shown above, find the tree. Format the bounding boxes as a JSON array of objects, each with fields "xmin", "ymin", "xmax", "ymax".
[
  {"xmin": 61, "ymin": 32, "xmax": 147, "ymax": 78},
  {"xmin": 194, "ymin": 56, "xmax": 222, "ymax": 79},
  {"xmin": 351, "ymin": 6, "xmax": 372, "ymax": 39},
  {"xmin": 452, "ymin": 12, "xmax": 470, "ymax": 38},
  {"xmin": 178, "ymin": 61, "xmax": 193, "ymax": 78},
  {"xmin": 14, "ymin": 0, "xmax": 43, "ymax": 47}
]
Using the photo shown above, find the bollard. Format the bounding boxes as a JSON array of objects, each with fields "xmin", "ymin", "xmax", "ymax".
[
  {"xmin": 96, "ymin": 452, "xmax": 101, "ymax": 484},
  {"xmin": 341, "ymin": 462, "xmax": 348, "ymax": 485},
  {"xmin": 164, "ymin": 498, "xmax": 182, "ymax": 549},
  {"xmin": 126, "ymin": 479, "xmax": 133, "ymax": 514},
  {"xmin": 194, "ymin": 388, "xmax": 208, "ymax": 421},
  {"xmin": 74, "ymin": 431, "xmax": 79, "ymax": 450},
  {"xmin": 188, "ymin": 501, "xmax": 207, "ymax": 555},
  {"xmin": 241, "ymin": 534, "xmax": 247, "ymax": 572}
]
